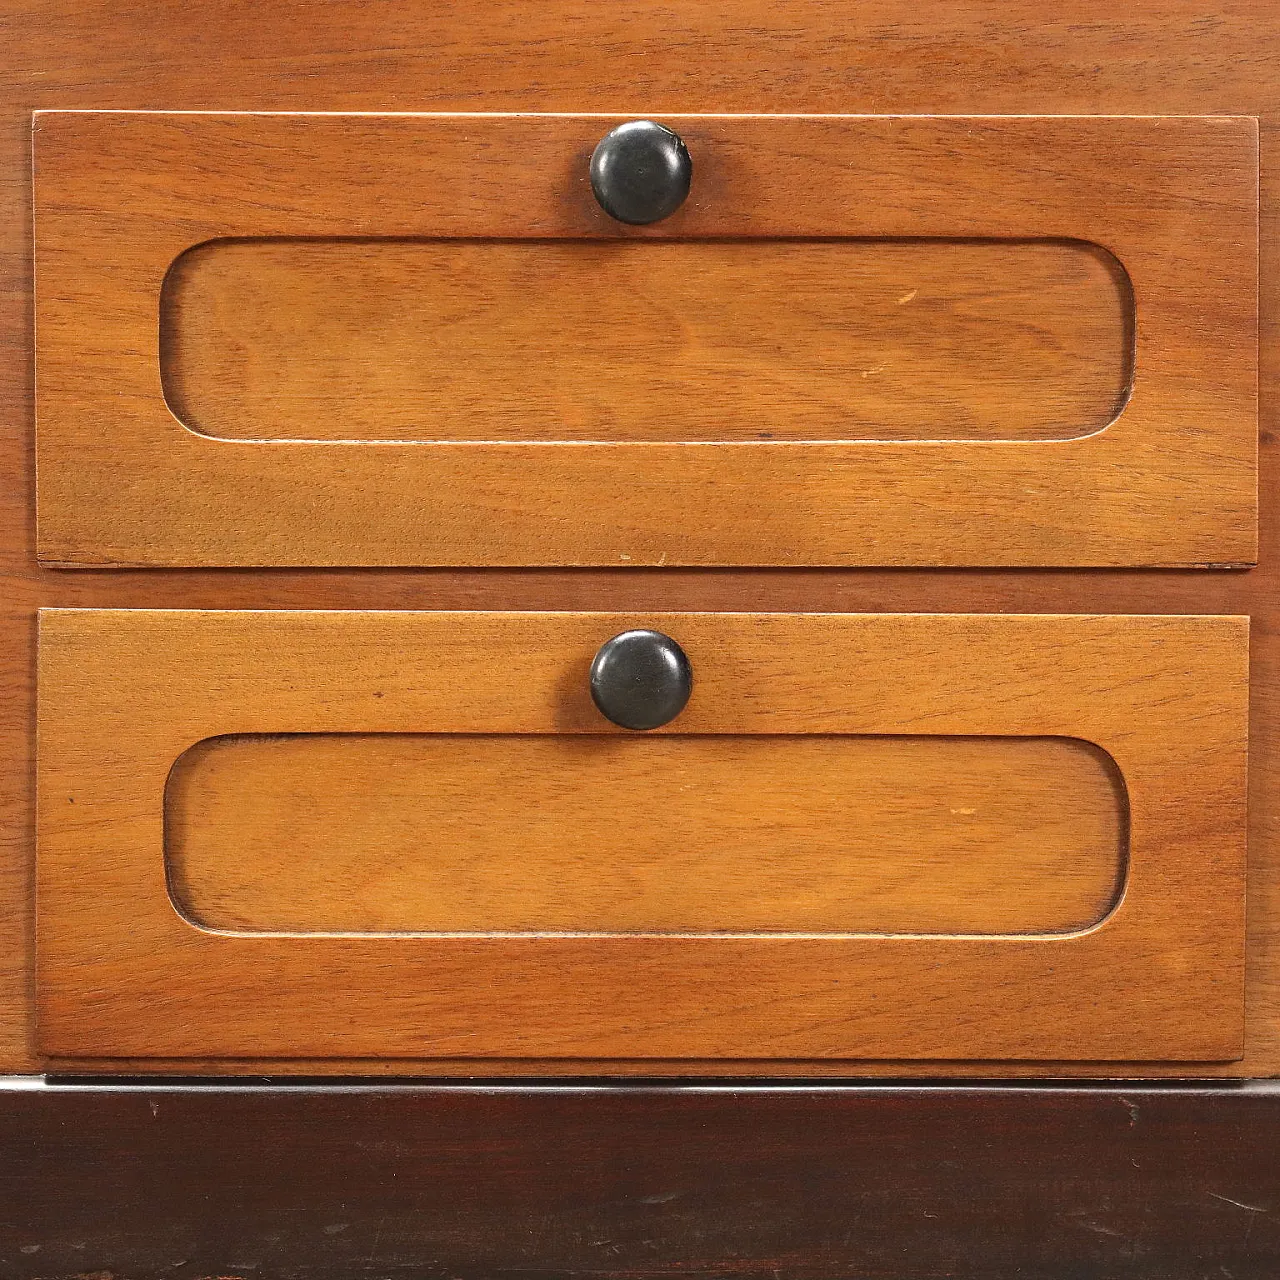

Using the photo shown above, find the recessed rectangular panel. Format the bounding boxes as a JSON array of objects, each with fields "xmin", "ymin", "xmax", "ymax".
[
  {"xmin": 37, "ymin": 611, "xmax": 1247, "ymax": 1063},
  {"xmin": 34, "ymin": 113, "xmax": 1256, "ymax": 567},
  {"xmin": 166, "ymin": 733, "xmax": 1127, "ymax": 936},
  {"xmin": 160, "ymin": 238, "xmax": 1132, "ymax": 444}
]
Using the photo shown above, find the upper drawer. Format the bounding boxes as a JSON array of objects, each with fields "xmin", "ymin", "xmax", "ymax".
[{"xmin": 33, "ymin": 112, "xmax": 1257, "ymax": 568}]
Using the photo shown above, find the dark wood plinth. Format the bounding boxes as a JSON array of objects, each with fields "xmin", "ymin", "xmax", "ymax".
[{"xmin": 2, "ymin": 1081, "xmax": 1277, "ymax": 1279}]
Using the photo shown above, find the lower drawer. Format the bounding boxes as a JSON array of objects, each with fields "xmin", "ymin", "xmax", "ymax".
[{"xmin": 36, "ymin": 609, "xmax": 1248, "ymax": 1065}]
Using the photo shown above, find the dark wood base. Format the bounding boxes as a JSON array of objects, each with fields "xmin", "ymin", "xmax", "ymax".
[{"xmin": 1, "ymin": 1080, "xmax": 1277, "ymax": 1279}]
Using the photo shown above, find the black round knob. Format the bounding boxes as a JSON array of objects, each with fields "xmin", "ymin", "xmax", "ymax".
[
  {"xmin": 589, "ymin": 630, "xmax": 693, "ymax": 730},
  {"xmin": 589, "ymin": 121, "xmax": 692, "ymax": 225}
]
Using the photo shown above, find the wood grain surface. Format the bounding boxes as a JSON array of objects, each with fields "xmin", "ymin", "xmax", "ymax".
[
  {"xmin": 161, "ymin": 237, "xmax": 1132, "ymax": 443},
  {"xmin": 4, "ymin": 1081, "xmax": 1280, "ymax": 1280},
  {"xmin": 2, "ymin": 0, "xmax": 1279, "ymax": 1078},
  {"xmin": 37, "ymin": 610, "xmax": 1246, "ymax": 1062},
  {"xmin": 34, "ymin": 111, "xmax": 1255, "ymax": 568},
  {"xmin": 167, "ymin": 732, "xmax": 1126, "ymax": 936}
]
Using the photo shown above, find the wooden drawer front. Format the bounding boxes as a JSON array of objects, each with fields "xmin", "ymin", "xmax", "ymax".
[
  {"xmin": 34, "ymin": 113, "xmax": 1256, "ymax": 568},
  {"xmin": 37, "ymin": 610, "xmax": 1247, "ymax": 1063}
]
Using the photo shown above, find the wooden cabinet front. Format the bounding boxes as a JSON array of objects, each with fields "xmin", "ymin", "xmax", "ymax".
[
  {"xmin": 36, "ymin": 609, "xmax": 1247, "ymax": 1066},
  {"xmin": 33, "ymin": 112, "xmax": 1257, "ymax": 568}
]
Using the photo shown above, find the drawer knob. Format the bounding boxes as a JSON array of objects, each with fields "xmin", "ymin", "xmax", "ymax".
[
  {"xmin": 589, "ymin": 121, "xmax": 692, "ymax": 225},
  {"xmin": 590, "ymin": 629, "xmax": 693, "ymax": 730}
]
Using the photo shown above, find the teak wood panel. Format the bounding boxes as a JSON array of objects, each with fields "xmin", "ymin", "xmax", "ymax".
[
  {"xmin": 37, "ymin": 610, "xmax": 1247, "ymax": 1062},
  {"xmin": 33, "ymin": 112, "xmax": 1257, "ymax": 568},
  {"xmin": 166, "ymin": 733, "xmax": 1127, "ymax": 937},
  {"xmin": 161, "ymin": 237, "xmax": 1133, "ymax": 444},
  {"xmin": 5, "ymin": 0, "xmax": 1280, "ymax": 1083}
]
